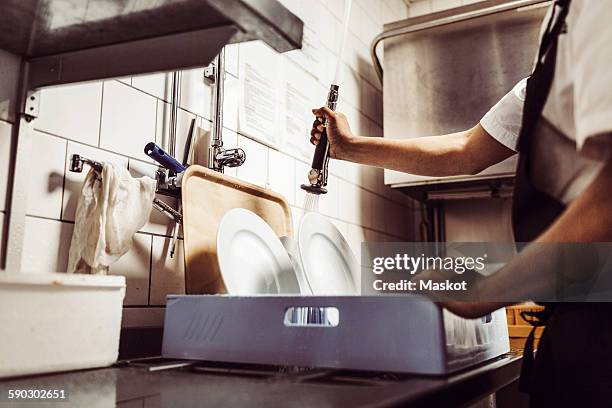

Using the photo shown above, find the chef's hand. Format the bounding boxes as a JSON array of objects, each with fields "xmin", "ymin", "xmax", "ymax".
[
  {"xmin": 311, "ymin": 107, "xmax": 355, "ymax": 160},
  {"xmin": 409, "ymin": 268, "xmax": 506, "ymax": 318}
]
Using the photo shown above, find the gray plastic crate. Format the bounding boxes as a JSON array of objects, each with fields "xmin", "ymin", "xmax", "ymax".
[{"xmin": 162, "ymin": 295, "xmax": 509, "ymax": 375}]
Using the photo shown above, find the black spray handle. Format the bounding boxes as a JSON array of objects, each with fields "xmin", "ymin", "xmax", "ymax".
[{"xmin": 311, "ymin": 127, "xmax": 329, "ymax": 170}]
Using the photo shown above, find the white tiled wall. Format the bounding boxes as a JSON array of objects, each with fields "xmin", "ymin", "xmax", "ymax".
[{"xmin": 0, "ymin": 0, "xmax": 416, "ymax": 327}]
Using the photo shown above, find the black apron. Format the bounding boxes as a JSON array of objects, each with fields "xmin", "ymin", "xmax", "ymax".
[{"xmin": 512, "ymin": 1, "xmax": 612, "ymax": 405}]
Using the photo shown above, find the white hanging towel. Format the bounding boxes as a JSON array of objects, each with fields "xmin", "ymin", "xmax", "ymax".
[{"xmin": 68, "ymin": 162, "xmax": 156, "ymax": 274}]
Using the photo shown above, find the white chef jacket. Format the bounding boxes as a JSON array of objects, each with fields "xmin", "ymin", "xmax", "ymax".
[{"xmin": 479, "ymin": 1, "xmax": 612, "ymax": 205}]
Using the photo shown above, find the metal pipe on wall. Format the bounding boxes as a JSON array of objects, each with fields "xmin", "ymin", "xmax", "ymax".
[{"xmin": 209, "ymin": 47, "xmax": 226, "ymax": 172}]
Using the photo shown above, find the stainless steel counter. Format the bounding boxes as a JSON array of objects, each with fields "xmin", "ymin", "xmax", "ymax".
[{"xmin": 0, "ymin": 353, "xmax": 523, "ymax": 407}]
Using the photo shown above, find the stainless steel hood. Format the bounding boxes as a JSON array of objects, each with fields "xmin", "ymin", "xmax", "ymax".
[
  {"xmin": 376, "ymin": 0, "xmax": 549, "ymax": 191},
  {"xmin": 0, "ymin": 0, "xmax": 303, "ymax": 88}
]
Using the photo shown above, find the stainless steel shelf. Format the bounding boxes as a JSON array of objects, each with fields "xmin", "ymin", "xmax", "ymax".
[{"xmin": 1, "ymin": 0, "xmax": 303, "ymax": 88}]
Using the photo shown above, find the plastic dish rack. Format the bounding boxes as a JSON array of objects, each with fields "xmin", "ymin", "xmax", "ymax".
[{"xmin": 162, "ymin": 295, "xmax": 509, "ymax": 375}]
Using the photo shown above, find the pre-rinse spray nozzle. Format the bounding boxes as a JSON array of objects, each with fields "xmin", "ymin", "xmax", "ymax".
[{"xmin": 300, "ymin": 84, "xmax": 340, "ymax": 195}]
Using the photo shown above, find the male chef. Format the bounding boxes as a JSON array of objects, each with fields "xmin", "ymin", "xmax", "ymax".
[{"xmin": 310, "ymin": 1, "xmax": 612, "ymax": 405}]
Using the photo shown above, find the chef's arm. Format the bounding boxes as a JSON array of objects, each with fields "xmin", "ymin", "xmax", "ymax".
[
  {"xmin": 442, "ymin": 158, "xmax": 612, "ymax": 318},
  {"xmin": 311, "ymin": 108, "xmax": 515, "ymax": 177}
]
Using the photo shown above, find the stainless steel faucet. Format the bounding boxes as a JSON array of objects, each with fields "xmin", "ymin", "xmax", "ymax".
[{"xmin": 208, "ymin": 47, "xmax": 246, "ymax": 173}]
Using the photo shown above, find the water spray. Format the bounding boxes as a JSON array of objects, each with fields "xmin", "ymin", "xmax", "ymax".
[{"xmin": 300, "ymin": 0, "xmax": 352, "ymax": 196}]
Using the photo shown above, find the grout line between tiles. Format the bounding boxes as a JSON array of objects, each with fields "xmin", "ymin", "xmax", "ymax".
[
  {"xmin": 97, "ymin": 82, "xmax": 105, "ymax": 148},
  {"xmin": 59, "ymin": 139, "xmax": 68, "ymax": 220}
]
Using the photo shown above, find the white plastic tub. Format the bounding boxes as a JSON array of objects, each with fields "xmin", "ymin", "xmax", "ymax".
[{"xmin": 0, "ymin": 272, "xmax": 125, "ymax": 378}]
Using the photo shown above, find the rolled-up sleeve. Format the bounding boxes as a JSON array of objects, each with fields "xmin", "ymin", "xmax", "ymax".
[{"xmin": 479, "ymin": 78, "xmax": 527, "ymax": 152}]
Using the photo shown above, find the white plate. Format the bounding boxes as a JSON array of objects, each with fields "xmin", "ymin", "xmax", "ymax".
[
  {"xmin": 217, "ymin": 208, "xmax": 300, "ymax": 294},
  {"xmin": 298, "ymin": 213, "xmax": 359, "ymax": 295},
  {"xmin": 280, "ymin": 236, "xmax": 313, "ymax": 295}
]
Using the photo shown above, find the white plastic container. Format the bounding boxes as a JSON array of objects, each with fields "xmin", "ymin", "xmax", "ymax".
[{"xmin": 0, "ymin": 272, "xmax": 125, "ymax": 378}]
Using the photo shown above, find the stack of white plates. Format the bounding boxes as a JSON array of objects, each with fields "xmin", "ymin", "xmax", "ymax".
[{"xmin": 217, "ymin": 209, "xmax": 359, "ymax": 295}]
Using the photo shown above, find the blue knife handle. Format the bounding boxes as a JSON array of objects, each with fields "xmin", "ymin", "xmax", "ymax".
[{"xmin": 144, "ymin": 142, "xmax": 187, "ymax": 173}]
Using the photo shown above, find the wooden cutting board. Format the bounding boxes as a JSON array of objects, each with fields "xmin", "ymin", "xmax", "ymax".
[{"xmin": 181, "ymin": 165, "xmax": 293, "ymax": 294}]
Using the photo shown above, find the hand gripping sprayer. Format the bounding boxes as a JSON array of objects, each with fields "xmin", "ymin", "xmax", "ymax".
[{"xmin": 300, "ymin": 84, "xmax": 339, "ymax": 195}]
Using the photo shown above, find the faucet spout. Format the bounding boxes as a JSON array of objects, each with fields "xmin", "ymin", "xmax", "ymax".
[{"xmin": 215, "ymin": 147, "xmax": 246, "ymax": 169}]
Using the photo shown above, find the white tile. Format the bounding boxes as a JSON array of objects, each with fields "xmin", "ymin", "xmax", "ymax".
[
  {"xmin": 236, "ymin": 136, "xmax": 268, "ymax": 187},
  {"xmin": 279, "ymin": 0, "xmax": 301, "ymax": 15},
  {"xmin": 155, "ymin": 102, "xmax": 196, "ymax": 165},
  {"xmin": 358, "ymin": 188, "xmax": 374, "ymax": 229},
  {"xmin": 347, "ymin": 223, "xmax": 366, "ymax": 261},
  {"xmin": 432, "ymin": 0, "xmax": 462, "ymax": 12},
  {"xmin": 382, "ymin": 1, "xmax": 402, "ymax": 23},
  {"xmin": 62, "ymin": 142, "xmax": 128, "ymax": 221},
  {"xmin": 110, "ymin": 233, "xmax": 151, "ymax": 306},
  {"xmin": 386, "ymin": 0, "xmax": 409, "ymax": 19},
  {"xmin": 330, "ymin": 218, "xmax": 349, "ymax": 239},
  {"xmin": 370, "ymin": 195, "xmax": 387, "ymax": 232},
  {"xmin": 319, "ymin": 8, "xmax": 342, "ymax": 54},
  {"xmin": 21, "ymin": 217, "xmax": 73, "ymax": 273},
  {"xmin": 361, "ymin": 81, "xmax": 383, "ymax": 125},
  {"xmin": 26, "ymin": 132, "xmax": 66, "ymax": 219},
  {"xmin": 0, "ymin": 120, "xmax": 12, "ymax": 211},
  {"xmin": 268, "ymin": 149, "xmax": 296, "ymax": 205},
  {"xmin": 318, "ymin": 175, "xmax": 339, "ymax": 219},
  {"xmin": 0, "ymin": 49, "xmax": 20, "ymax": 123},
  {"xmin": 338, "ymin": 179, "xmax": 359, "ymax": 223},
  {"xmin": 324, "ymin": 0, "xmax": 346, "ymax": 20},
  {"xmin": 340, "ymin": 101, "xmax": 364, "ymax": 137},
  {"xmin": 222, "ymin": 74, "xmax": 239, "ymax": 133},
  {"xmin": 180, "ymin": 68, "xmax": 212, "ymax": 120},
  {"xmin": 320, "ymin": 47, "xmax": 338, "ymax": 88},
  {"xmin": 132, "ymin": 72, "xmax": 169, "ymax": 100},
  {"xmin": 357, "ymin": 163, "xmax": 374, "ymax": 192},
  {"xmin": 35, "ymin": 82, "xmax": 103, "ymax": 146},
  {"xmin": 356, "ymin": 0, "xmax": 383, "ymax": 27},
  {"xmin": 100, "ymin": 81, "xmax": 157, "ymax": 162},
  {"xmin": 408, "ymin": 0, "xmax": 433, "ymax": 17},
  {"xmin": 352, "ymin": 2, "xmax": 379, "ymax": 46},
  {"xmin": 150, "ymin": 236, "xmax": 185, "ymax": 305},
  {"xmin": 294, "ymin": 159, "xmax": 311, "ymax": 208},
  {"xmin": 290, "ymin": 205, "xmax": 304, "ymax": 235},
  {"xmin": 121, "ymin": 307, "xmax": 165, "ymax": 328},
  {"xmin": 342, "ymin": 161, "xmax": 360, "ymax": 184},
  {"xmin": 225, "ymin": 44, "xmax": 240, "ymax": 77},
  {"xmin": 338, "ymin": 64, "xmax": 361, "ymax": 110}
]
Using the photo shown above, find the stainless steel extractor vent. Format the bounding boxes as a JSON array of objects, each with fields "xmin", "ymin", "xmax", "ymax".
[{"xmin": 375, "ymin": 0, "xmax": 549, "ymax": 190}]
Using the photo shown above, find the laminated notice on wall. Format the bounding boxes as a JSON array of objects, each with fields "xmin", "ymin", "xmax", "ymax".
[
  {"xmin": 238, "ymin": 41, "xmax": 281, "ymax": 147},
  {"xmin": 280, "ymin": 59, "xmax": 317, "ymax": 159}
]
